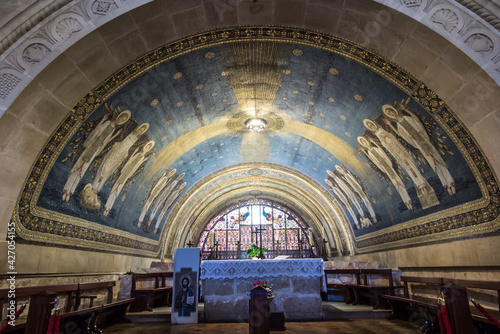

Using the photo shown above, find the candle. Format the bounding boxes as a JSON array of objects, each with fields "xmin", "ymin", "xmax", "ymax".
[
  {"xmin": 322, "ymin": 226, "xmax": 325, "ymax": 239},
  {"xmin": 309, "ymin": 229, "xmax": 314, "ymax": 245},
  {"xmin": 210, "ymin": 231, "xmax": 215, "ymax": 247}
]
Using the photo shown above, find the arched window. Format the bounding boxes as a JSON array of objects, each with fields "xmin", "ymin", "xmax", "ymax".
[{"xmin": 197, "ymin": 199, "xmax": 317, "ymax": 259}]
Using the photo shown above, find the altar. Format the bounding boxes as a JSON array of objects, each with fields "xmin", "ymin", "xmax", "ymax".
[{"xmin": 200, "ymin": 258, "xmax": 324, "ymax": 322}]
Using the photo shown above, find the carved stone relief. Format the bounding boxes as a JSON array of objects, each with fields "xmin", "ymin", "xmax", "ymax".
[
  {"xmin": 431, "ymin": 8, "xmax": 460, "ymax": 32},
  {"xmin": 465, "ymin": 33, "xmax": 495, "ymax": 54},
  {"xmin": 22, "ymin": 43, "xmax": 51, "ymax": 64},
  {"xmin": 91, "ymin": 0, "xmax": 118, "ymax": 15}
]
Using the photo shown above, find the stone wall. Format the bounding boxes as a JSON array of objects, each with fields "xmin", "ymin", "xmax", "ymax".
[{"xmin": 202, "ymin": 276, "xmax": 322, "ymax": 322}]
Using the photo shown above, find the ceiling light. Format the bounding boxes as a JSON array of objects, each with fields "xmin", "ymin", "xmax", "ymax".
[{"xmin": 245, "ymin": 118, "xmax": 267, "ymax": 132}]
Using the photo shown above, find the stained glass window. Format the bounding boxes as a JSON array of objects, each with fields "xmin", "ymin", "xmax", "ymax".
[{"xmin": 197, "ymin": 199, "xmax": 316, "ymax": 259}]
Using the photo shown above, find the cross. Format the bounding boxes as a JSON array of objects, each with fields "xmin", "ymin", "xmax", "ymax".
[{"xmin": 252, "ymin": 227, "xmax": 266, "ymax": 259}]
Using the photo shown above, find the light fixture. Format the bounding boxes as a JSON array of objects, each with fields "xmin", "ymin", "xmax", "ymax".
[{"xmin": 245, "ymin": 118, "xmax": 267, "ymax": 132}]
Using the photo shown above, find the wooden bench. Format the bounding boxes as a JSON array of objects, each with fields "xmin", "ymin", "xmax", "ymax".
[
  {"xmin": 348, "ymin": 268, "xmax": 401, "ymax": 309},
  {"xmin": 443, "ymin": 278, "xmax": 500, "ymax": 332},
  {"xmin": 129, "ymin": 272, "xmax": 173, "ymax": 312},
  {"xmin": 382, "ymin": 276, "xmax": 444, "ymax": 333},
  {"xmin": 323, "ymin": 269, "xmax": 361, "ymax": 304},
  {"xmin": 0, "ymin": 280, "xmax": 134, "ymax": 333}
]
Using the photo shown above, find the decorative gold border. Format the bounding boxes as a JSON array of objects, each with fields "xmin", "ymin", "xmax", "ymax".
[{"xmin": 12, "ymin": 26, "xmax": 500, "ymax": 255}]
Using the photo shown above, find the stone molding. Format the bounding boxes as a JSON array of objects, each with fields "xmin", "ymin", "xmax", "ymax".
[{"xmin": 1, "ymin": 0, "xmax": 500, "ymax": 117}]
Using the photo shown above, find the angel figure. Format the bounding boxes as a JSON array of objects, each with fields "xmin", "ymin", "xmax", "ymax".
[{"xmin": 62, "ymin": 110, "xmax": 131, "ymax": 202}]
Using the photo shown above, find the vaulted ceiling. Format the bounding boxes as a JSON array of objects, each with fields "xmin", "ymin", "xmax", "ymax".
[{"xmin": 2, "ymin": 0, "xmax": 500, "ymax": 259}]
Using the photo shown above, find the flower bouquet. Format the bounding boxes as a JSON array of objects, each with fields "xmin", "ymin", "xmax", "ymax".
[{"xmin": 254, "ymin": 280, "xmax": 273, "ymax": 298}]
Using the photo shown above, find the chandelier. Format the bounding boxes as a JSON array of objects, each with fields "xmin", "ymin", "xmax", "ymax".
[{"xmin": 245, "ymin": 118, "xmax": 267, "ymax": 132}]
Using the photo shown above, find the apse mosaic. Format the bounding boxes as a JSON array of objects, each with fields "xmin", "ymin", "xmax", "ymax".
[{"xmin": 14, "ymin": 26, "xmax": 498, "ymax": 255}]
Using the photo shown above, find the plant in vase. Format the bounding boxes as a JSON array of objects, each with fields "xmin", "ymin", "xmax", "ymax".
[
  {"xmin": 247, "ymin": 244, "xmax": 267, "ymax": 258},
  {"xmin": 254, "ymin": 280, "xmax": 273, "ymax": 298}
]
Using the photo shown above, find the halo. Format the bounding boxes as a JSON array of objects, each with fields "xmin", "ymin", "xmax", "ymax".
[
  {"xmin": 326, "ymin": 170, "xmax": 335, "ymax": 178},
  {"xmin": 363, "ymin": 119, "xmax": 377, "ymax": 130},
  {"xmin": 382, "ymin": 105, "xmax": 398, "ymax": 119},
  {"xmin": 135, "ymin": 122, "xmax": 150, "ymax": 135},
  {"xmin": 357, "ymin": 136, "xmax": 369, "ymax": 148},
  {"xmin": 143, "ymin": 140, "xmax": 155, "ymax": 152},
  {"xmin": 116, "ymin": 110, "xmax": 132, "ymax": 125}
]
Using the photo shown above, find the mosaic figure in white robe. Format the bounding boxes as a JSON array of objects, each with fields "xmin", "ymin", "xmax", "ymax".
[
  {"xmin": 363, "ymin": 119, "xmax": 439, "ymax": 209},
  {"xmin": 154, "ymin": 180, "xmax": 186, "ymax": 234},
  {"xmin": 92, "ymin": 123, "xmax": 149, "ymax": 194},
  {"xmin": 383, "ymin": 104, "xmax": 455, "ymax": 195},
  {"xmin": 147, "ymin": 173, "xmax": 185, "ymax": 230},
  {"xmin": 138, "ymin": 168, "xmax": 177, "ymax": 227},
  {"xmin": 358, "ymin": 136, "xmax": 412, "ymax": 210},
  {"xmin": 325, "ymin": 178, "xmax": 361, "ymax": 229},
  {"xmin": 327, "ymin": 170, "xmax": 371, "ymax": 228},
  {"xmin": 103, "ymin": 140, "xmax": 155, "ymax": 217},
  {"xmin": 335, "ymin": 165, "xmax": 377, "ymax": 222},
  {"xmin": 62, "ymin": 110, "xmax": 131, "ymax": 202}
]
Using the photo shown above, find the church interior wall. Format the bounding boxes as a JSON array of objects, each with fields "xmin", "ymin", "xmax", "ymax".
[{"xmin": 0, "ymin": 0, "xmax": 499, "ymax": 278}]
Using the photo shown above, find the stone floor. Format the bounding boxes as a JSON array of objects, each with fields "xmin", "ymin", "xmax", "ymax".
[
  {"xmin": 104, "ymin": 319, "xmax": 421, "ymax": 333},
  {"xmin": 105, "ymin": 302, "xmax": 421, "ymax": 333}
]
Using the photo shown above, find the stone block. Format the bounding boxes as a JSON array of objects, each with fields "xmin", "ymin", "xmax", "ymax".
[
  {"xmin": 393, "ymin": 38, "xmax": 439, "ymax": 79},
  {"xmin": 137, "ymin": 14, "xmax": 176, "ymax": 51},
  {"xmin": 237, "ymin": 0, "xmax": 273, "ymax": 26},
  {"xmin": 235, "ymin": 277, "xmax": 258, "ymax": 293},
  {"xmin": 21, "ymin": 93, "xmax": 67, "ymax": 135},
  {"xmin": 203, "ymin": 279, "xmax": 235, "ymax": 296},
  {"xmin": 291, "ymin": 277, "xmax": 320, "ymax": 294},
  {"xmin": 204, "ymin": 296, "xmax": 249, "ymax": 322},
  {"xmin": 98, "ymin": 13, "xmax": 137, "ymax": 44},
  {"xmin": 269, "ymin": 276, "xmax": 290, "ymax": 290},
  {"xmin": 0, "ymin": 199, "xmax": 15, "ymax": 239},
  {"xmin": 421, "ymin": 58, "xmax": 464, "ymax": 102},
  {"xmin": 449, "ymin": 73, "xmax": 500, "ymax": 127},
  {"xmin": 4, "ymin": 81, "xmax": 46, "ymax": 122},
  {"xmin": 108, "ymin": 31, "xmax": 149, "ymax": 67},
  {"xmin": 281, "ymin": 294, "xmax": 322, "ymax": 320},
  {"xmin": 165, "ymin": 0, "xmax": 203, "ymax": 14},
  {"xmin": 0, "ymin": 127, "xmax": 46, "ymax": 191},
  {"xmin": 51, "ymin": 69, "xmax": 94, "ymax": 110},
  {"xmin": 72, "ymin": 40, "xmax": 119, "ymax": 87},
  {"xmin": 272, "ymin": 0, "xmax": 307, "ymax": 26},
  {"xmin": 0, "ymin": 111, "xmax": 21, "ymax": 152},
  {"xmin": 130, "ymin": 1, "xmax": 167, "ymax": 24},
  {"xmin": 204, "ymin": 0, "xmax": 238, "ymax": 29},
  {"xmin": 35, "ymin": 54, "xmax": 77, "ymax": 93},
  {"xmin": 171, "ymin": 6, "xmax": 208, "ymax": 39},
  {"xmin": 304, "ymin": 3, "xmax": 341, "ymax": 34}
]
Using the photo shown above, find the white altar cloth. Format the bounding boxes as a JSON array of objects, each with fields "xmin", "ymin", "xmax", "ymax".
[{"xmin": 200, "ymin": 258, "xmax": 324, "ymax": 280}]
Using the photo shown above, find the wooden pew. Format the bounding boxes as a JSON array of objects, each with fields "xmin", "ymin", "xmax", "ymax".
[
  {"xmin": 442, "ymin": 278, "xmax": 500, "ymax": 332},
  {"xmin": 323, "ymin": 269, "xmax": 361, "ymax": 304},
  {"xmin": 382, "ymin": 276, "xmax": 443, "ymax": 333},
  {"xmin": 0, "ymin": 281, "xmax": 134, "ymax": 333},
  {"xmin": 348, "ymin": 268, "xmax": 401, "ymax": 309},
  {"xmin": 129, "ymin": 272, "xmax": 173, "ymax": 312}
]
